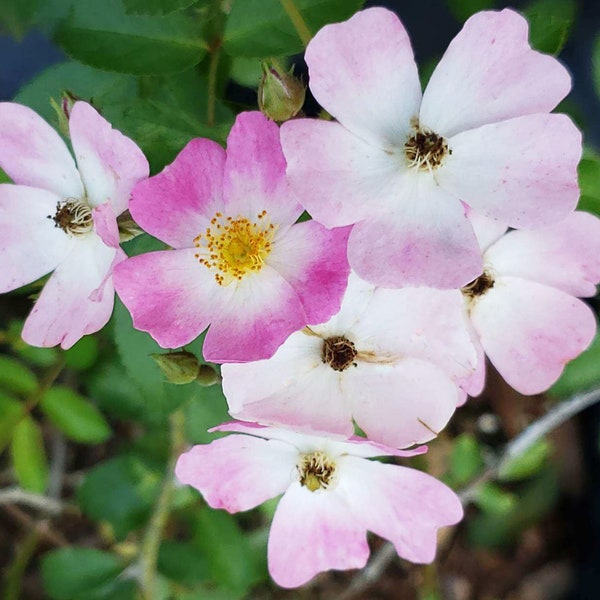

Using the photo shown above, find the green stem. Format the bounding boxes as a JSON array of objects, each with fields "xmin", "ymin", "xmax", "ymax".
[
  {"xmin": 3, "ymin": 528, "xmax": 40, "ymax": 600},
  {"xmin": 138, "ymin": 409, "xmax": 186, "ymax": 600},
  {"xmin": 280, "ymin": 0, "xmax": 312, "ymax": 46},
  {"xmin": 207, "ymin": 45, "xmax": 221, "ymax": 127}
]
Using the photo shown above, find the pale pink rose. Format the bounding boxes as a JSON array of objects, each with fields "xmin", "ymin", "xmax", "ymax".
[
  {"xmin": 222, "ymin": 272, "xmax": 477, "ymax": 448},
  {"xmin": 0, "ymin": 102, "xmax": 148, "ymax": 348},
  {"xmin": 175, "ymin": 421, "xmax": 463, "ymax": 589},
  {"xmin": 281, "ymin": 8, "xmax": 581, "ymax": 289},
  {"xmin": 461, "ymin": 210, "xmax": 600, "ymax": 396},
  {"xmin": 113, "ymin": 111, "xmax": 350, "ymax": 363}
]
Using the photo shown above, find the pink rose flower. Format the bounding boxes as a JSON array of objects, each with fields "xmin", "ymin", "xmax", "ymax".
[
  {"xmin": 0, "ymin": 102, "xmax": 148, "ymax": 348},
  {"xmin": 281, "ymin": 8, "xmax": 581, "ymax": 289},
  {"xmin": 113, "ymin": 111, "xmax": 350, "ymax": 363},
  {"xmin": 222, "ymin": 273, "xmax": 477, "ymax": 448},
  {"xmin": 461, "ymin": 210, "xmax": 600, "ymax": 395},
  {"xmin": 175, "ymin": 421, "xmax": 463, "ymax": 588}
]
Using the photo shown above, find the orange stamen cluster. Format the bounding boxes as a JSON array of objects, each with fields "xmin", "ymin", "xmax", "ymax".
[{"xmin": 193, "ymin": 210, "xmax": 276, "ymax": 286}]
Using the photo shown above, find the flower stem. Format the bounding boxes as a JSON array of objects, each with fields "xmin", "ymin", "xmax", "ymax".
[
  {"xmin": 207, "ymin": 44, "xmax": 221, "ymax": 127},
  {"xmin": 280, "ymin": 0, "xmax": 312, "ymax": 46},
  {"xmin": 138, "ymin": 409, "xmax": 186, "ymax": 600},
  {"xmin": 3, "ymin": 528, "xmax": 40, "ymax": 600}
]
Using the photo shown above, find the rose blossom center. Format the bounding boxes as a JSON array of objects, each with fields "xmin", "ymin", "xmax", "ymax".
[
  {"xmin": 322, "ymin": 335, "xmax": 357, "ymax": 371},
  {"xmin": 298, "ymin": 451, "xmax": 336, "ymax": 492},
  {"xmin": 461, "ymin": 270, "xmax": 495, "ymax": 299},
  {"xmin": 50, "ymin": 198, "xmax": 93, "ymax": 237},
  {"xmin": 404, "ymin": 122, "xmax": 450, "ymax": 172},
  {"xmin": 193, "ymin": 210, "xmax": 276, "ymax": 286}
]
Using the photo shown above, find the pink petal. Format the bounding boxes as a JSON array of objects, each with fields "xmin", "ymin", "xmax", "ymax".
[
  {"xmin": 485, "ymin": 211, "xmax": 600, "ymax": 297},
  {"xmin": 129, "ymin": 138, "xmax": 226, "ymax": 249},
  {"xmin": 340, "ymin": 457, "xmax": 463, "ymax": 563},
  {"xmin": 348, "ymin": 182, "xmax": 482, "ymax": 288},
  {"xmin": 0, "ymin": 102, "xmax": 83, "ymax": 199},
  {"xmin": 466, "ymin": 206, "xmax": 508, "ymax": 253},
  {"xmin": 203, "ymin": 266, "xmax": 309, "ymax": 363},
  {"xmin": 345, "ymin": 358, "xmax": 460, "ymax": 447},
  {"xmin": 420, "ymin": 9, "xmax": 572, "ymax": 137},
  {"xmin": 268, "ymin": 483, "xmax": 369, "ymax": 588},
  {"xmin": 439, "ymin": 114, "xmax": 581, "ymax": 227},
  {"xmin": 268, "ymin": 221, "xmax": 350, "ymax": 326},
  {"xmin": 305, "ymin": 7, "xmax": 421, "ymax": 146},
  {"xmin": 280, "ymin": 118, "xmax": 398, "ymax": 228},
  {"xmin": 113, "ymin": 248, "xmax": 219, "ymax": 348},
  {"xmin": 175, "ymin": 435, "xmax": 296, "ymax": 513},
  {"xmin": 92, "ymin": 203, "xmax": 120, "ymax": 249},
  {"xmin": 21, "ymin": 234, "xmax": 118, "ymax": 349},
  {"xmin": 353, "ymin": 286, "xmax": 477, "ymax": 381},
  {"xmin": 222, "ymin": 111, "xmax": 301, "ymax": 225},
  {"xmin": 210, "ymin": 421, "xmax": 427, "ymax": 459},
  {"xmin": 226, "ymin": 356, "xmax": 354, "ymax": 439},
  {"xmin": 456, "ymin": 325, "xmax": 487, "ymax": 398},
  {"xmin": 471, "ymin": 277, "xmax": 597, "ymax": 394},
  {"xmin": 69, "ymin": 102, "xmax": 149, "ymax": 215},
  {"xmin": 0, "ymin": 185, "xmax": 73, "ymax": 292}
]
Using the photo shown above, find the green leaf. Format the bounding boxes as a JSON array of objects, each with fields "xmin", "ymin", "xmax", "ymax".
[
  {"xmin": 550, "ymin": 333, "xmax": 600, "ymax": 398},
  {"xmin": 77, "ymin": 455, "xmax": 160, "ymax": 539},
  {"xmin": 0, "ymin": 0, "xmax": 42, "ymax": 38},
  {"xmin": 14, "ymin": 60, "xmax": 137, "ymax": 128},
  {"xmin": 474, "ymin": 481, "xmax": 517, "ymax": 515},
  {"xmin": 41, "ymin": 548, "xmax": 123, "ymax": 600},
  {"xmin": 63, "ymin": 336, "xmax": 100, "ymax": 371},
  {"xmin": 445, "ymin": 0, "xmax": 496, "ymax": 23},
  {"xmin": 194, "ymin": 508, "xmax": 266, "ymax": 593},
  {"xmin": 524, "ymin": 0, "xmax": 576, "ymax": 55},
  {"xmin": 39, "ymin": 386, "xmax": 112, "ymax": 444},
  {"xmin": 0, "ymin": 392, "xmax": 25, "ymax": 451},
  {"xmin": 123, "ymin": 0, "xmax": 197, "ymax": 15},
  {"xmin": 56, "ymin": 0, "xmax": 207, "ymax": 75},
  {"xmin": 157, "ymin": 541, "xmax": 209, "ymax": 586},
  {"xmin": 0, "ymin": 168, "xmax": 11, "ymax": 183},
  {"xmin": 577, "ymin": 148, "xmax": 600, "ymax": 216},
  {"xmin": 449, "ymin": 433, "xmax": 484, "ymax": 486},
  {"xmin": 223, "ymin": 0, "xmax": 363, "ymax": 57},
  {"xmin": 0, "ymin": 355, "xmax": 38, "ymax": 397},
  {"xmin": 498, "ymin": 438, "xmax": 552, "ymax": 481},
  {"xmin": 11, "ymin": 416, "xmax": 48, "ymax": 493},
  {"xmin": 468, "ymin": 467, "xmax": 559, "ymax": 547}
]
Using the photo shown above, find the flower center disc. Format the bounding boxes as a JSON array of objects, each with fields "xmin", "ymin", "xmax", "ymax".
[
  {"xmin": 404, "ymin": 125, "xmax": 450, "ymax": 172},
  {"xmin": 298, "ymin": 451, "xmax": 336, "ymax": 492},
  {"xmin": 461, "ymin": 271, "xmax": 495, "ymax": 299},
  {"xmin": 51, "ymin": 199, "xmax": 93, "ymax": 236},
  {"xmin": 194, "ymin": 211, "xmax": 276, "ymax": 286},
  {"xmin": 322, "ymin": 336, "xmax": 357, "ymax": 372}
]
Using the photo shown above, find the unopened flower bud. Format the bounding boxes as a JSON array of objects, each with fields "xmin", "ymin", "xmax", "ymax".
[
  {"xmin": 196, "ymin": 364, "xmax": 221, "ymax": 387},
  {"xmin": 258, "ymin": 59, "xmax": 305, "ymax": 122},
  {"xmin": 50, "ymin": 91, "xmax": 80, "ymax": 138},
  {"xmin": 151, "ymin": 351, "xmax": 201, "ymax": 385}
]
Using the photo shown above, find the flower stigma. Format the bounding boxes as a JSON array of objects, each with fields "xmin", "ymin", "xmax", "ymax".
[
  {"xmin": 461, "ymin": 269, "xmax": 495, "ymax": 299},
  {"xmin": 50, "ymin": 198, "xmax": 93, "ymax": 237},
  {"xmin": 193, "ymin": 210, "xmax": 276, "ymax": 286},
  {"xmin": 322, "ymin": 335, "xmax": 358, "ymax": 371},
  {"xmin": 298, "ymin": 451, "xmax": 336, "ymax": 492},
  {"xmin": 404, "ymin": 119, "xmax": 450, "ymax": 172}
]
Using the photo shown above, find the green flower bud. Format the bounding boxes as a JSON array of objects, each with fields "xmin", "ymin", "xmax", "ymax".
[
  {"xmin": 258, "ymin": 59, "xmax": 305, "ymax": 122},
  {"xmin": 151, "ymin": 351, "xmax": 200, "ymax": 385},
  {"xmin": 196, "ymin": 364, "xmax": 221, "ymax": 387}
]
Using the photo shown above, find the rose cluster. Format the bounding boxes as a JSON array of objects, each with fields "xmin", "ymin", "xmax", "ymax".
[{"xmin": 1, "ymin": 7, "xmax": 599, "ymax": 589}]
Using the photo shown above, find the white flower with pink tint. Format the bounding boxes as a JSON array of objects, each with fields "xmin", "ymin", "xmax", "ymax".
[
  {"xmin": 222, "ymin": 273, "xmax": 477, "ymax": 448},
  {"xmin": 0, "ymin": 102, "xmax": 148, "ymax": 348},
  {"xmin": 461, "ymin": 210, "xmax": 600, "ymax": 396},
  {"xmin": 281, "ymin": 8, "xmax": 581, "ymax": 289},
  {"xmin": 175, "ymin": 421, "xmax": 463, "ymax": 588},
  {"xmin": 113, "ymin": 111, "xmax": 350, "ymax": 363}
]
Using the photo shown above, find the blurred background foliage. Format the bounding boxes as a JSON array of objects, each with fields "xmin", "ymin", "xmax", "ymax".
[{"xmin": 1, "ymin": 0, "xmax": 600, "ymax": 598}]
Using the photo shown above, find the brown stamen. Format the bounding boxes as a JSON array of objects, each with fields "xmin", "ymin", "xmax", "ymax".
[{"xmin": 322, "ymin": 336, "xmax": 357, "ymax": 372}]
